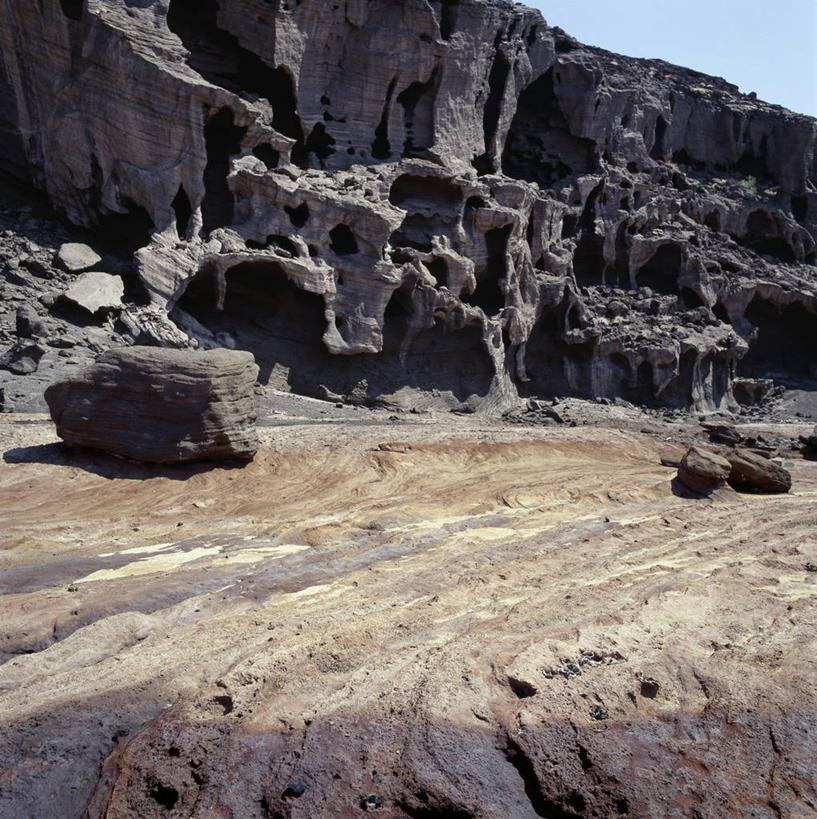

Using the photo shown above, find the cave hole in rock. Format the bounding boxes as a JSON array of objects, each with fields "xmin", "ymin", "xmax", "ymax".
[
  {"xmin": 518, "ymin": 309, "xmax": 581, "ymax": 399},
  {"xmin": 389, "ymin": 174, "xmax": 463, "ymax": 250},
  {"xmin": 175, "ymin": 260, "xmax": 328, "ymax": 388},
  {"xmin": 579, "ymin": 182, "xmax": 604, "ymax": 230},
  {"xmin": 636, "ymin": 360, "xmax": 655, "ymax": 400},
  {"xmin": 329, "ymin": 224, "xmax": 359, "ymax": 255},
  {"xmin": 635, "ymin": 243, "xmax": 682, "ymax": 295},
  {"xmin": 428, "ymin": 258, "xmax": 448, "ymax": 287},
  {"xmin": 680, "ymin": 286, "xmax": 705, "ymax": 309},
  {"xmin": 561, "ymin": 213, "xmax": 578, "ymax": 239},
  {"xmin": 59, "ymin": 0, "xmax": 83, "ymax": 19},
  {"xmin": 572, "ymin": 233, "xmax": 605, "ymax": 287},
  {"xmin": 167, "ymin": 0, "xmax": 305, "ymax": 154},
  {"xmin": 172, "ymin": 186, "xmax": 192, "ymax": 239},
  {"xmin": 302, "ymin": 122, "xmax": 336, "ymax": 167},
  {"xmin": 735, "ymin": 141, "xmax": 769, "ymax": 179},
  {"xmin": 650, "ymin": 115, "xmax": 667, "ymax": 161},
  {"xmin": 389, "ymin": 174, "xmax": 462, "ymax": 207},
  {"xmin": 372, "ymin": 77, "xmax": 397, "ymax": 160},
  {"xmin": 397, "ymin": 69, "xmax": 439, "ymax": 158},
  {"xmin": 95, "ymin": 200, "xmax": 155, "ymax": 255},
  {"xmin": 381, "ymin": 295, "xmax": 496, "ymax": 401},
  {"xmin": 672, "ymin": 149, "xmax": 706, "ymax": 172},
  {"xmin": 245, "ymin": 234, "xmax": 299, "ymax": 255},
  {"xmin": 285, "ymin": 202, "xmax": 309, "ymax": 227},
  {"xmin": 148, "ymin": 782, "xmax": 179, "ymax": 810},
  {"xmin": 463, "ymin": 226, "xmax": 509, "ymax": 315},
  {"xmin": 438, "ymin": 0, "xmax": 459, "ymax": 39},
  {"xmin": 252, "ymin": 144, "xmax": 279, "ymax": 170},
  {"xmin": 202, "ymin": 107, "xmax": 247, "ymax": 232},
  {"xmin": 473, "ymin": 49, "xmax": 511, "ymax": 174},
  {"xmin": 739, "ymin": 297, "xmax": 817, "ymax": 381},
  {"xmin": 713, "ymin": 302, "xmax": 730, "ymax": 323},
  {"xmin": 791, "ymin": 195, "xmax": 808, "ymax": 223},
  {"xmin": 742, "ymin": 210, "xmax": 796, "ymax": 262},
  {"xmin": 658, "ymin": 349, "xmax": 698, "ymax": 408},
  {"xmin": 180, "ymin": 262, "xmax": 495, "ymax": 403},
  {"xmin": 704, "ymin": 210, "xmax": 721, "ymax": 232},
  {"xmin": 502, "ymin": 68, "xmax": 597, "ymax": 186}
]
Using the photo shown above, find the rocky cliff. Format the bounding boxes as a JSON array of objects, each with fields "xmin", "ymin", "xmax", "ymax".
[{"xmin": 1, "ymin": 0, "xmax": 816, "ymax": 411}]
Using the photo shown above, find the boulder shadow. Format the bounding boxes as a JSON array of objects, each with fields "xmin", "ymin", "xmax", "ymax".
[
  {"xmin": 3, "ymin": 442, "xmax": 251, "ymax": 480},
  {"xmin": 669, "ymin": 476, "xmax": 717, "ymax": 499}
]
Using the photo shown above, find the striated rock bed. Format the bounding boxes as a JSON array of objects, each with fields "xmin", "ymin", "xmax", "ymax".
[
  {"xmin": 1, "ymin": 409, "xmax": 816, "ymax": 817},
  {"xmin": 1, "ymin": 0, "xmax": 816, "ymax": 413}
]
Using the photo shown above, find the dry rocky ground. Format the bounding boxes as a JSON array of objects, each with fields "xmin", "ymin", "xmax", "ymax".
[{"xmin": 1, "ymin": 400, "xmax": 816, "ymax": 818}]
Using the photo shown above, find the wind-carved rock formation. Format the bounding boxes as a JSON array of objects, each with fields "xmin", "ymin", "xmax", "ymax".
[{"xmin": 1, "ymin": 0, "xmax": 816, "ymax": 411}]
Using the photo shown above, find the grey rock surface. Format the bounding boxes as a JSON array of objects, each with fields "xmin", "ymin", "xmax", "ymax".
[
  {"xmin": 44, "ymin": 347, "xmax": 260, "ymax": 462},
  {"xmin": 62, "ymin": 271, "xmax": 125, "ymax": 315},
  {"xmin": 55, "ymin": 243, "xmax": 102, "ymax": 273}
]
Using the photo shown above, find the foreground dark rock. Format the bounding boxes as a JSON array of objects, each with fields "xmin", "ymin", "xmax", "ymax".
[{"xmin": 44, "ymin": 347, "xmax": 259, "ymax": 463}]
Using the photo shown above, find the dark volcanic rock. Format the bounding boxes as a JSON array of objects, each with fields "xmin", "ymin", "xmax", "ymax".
[
  {"xmin": 44, "ymin": 347, "xmax": 260, "ymax": 463},
  {"xmin": 725, "ymin": 448, "xmax": 792, "ymax": 493},
  {"xmin": 677, "ymin": 446, "xmax": 731, "ymax": 493}
]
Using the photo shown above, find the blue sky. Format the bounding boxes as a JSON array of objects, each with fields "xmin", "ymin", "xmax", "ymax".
[{"xmin": 524, "ymin": 0, "xmax": 817, "ymax": 118}]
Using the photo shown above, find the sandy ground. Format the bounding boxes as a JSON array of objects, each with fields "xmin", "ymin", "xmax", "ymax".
[{"xmin": 1, "ymin": 406, "xmax": 816, "ymax": 818}]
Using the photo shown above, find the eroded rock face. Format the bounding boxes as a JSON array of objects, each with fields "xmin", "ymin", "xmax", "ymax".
[
  {"xmin": 1, "ymin": 0, "xmax": 816, "ymax": 412},
  {"xmin": 44, "ymin": 346, "xmax": 259, "ymax": 462}
]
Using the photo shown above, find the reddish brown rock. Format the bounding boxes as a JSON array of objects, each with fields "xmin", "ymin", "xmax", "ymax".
[
  {"xmin": 677, "ymin": 446, "xmax": 731, "ymax": 493},
  {"xmin": 725, "ymin": 448, "xmax": 792, "ymax": 493}
]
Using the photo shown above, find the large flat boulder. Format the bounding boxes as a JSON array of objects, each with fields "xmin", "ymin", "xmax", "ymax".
[
  {"xmin": 62, "ymin": 272, "xmax": 124, "ymax": 315},
  {"xmin": 44, "ymin": 347, "xmax": 259, "ymax": 463}
]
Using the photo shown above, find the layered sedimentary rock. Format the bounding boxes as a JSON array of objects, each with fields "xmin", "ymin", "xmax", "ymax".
[
  {"xmin": 45, "ymin": 346, "xmax": 259, "ymax": 462},
  {"xmin": 1, "ymin": 0, "xmax": 816, "ymax": 411}
]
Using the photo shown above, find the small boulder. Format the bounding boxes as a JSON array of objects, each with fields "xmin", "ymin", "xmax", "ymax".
[
  {"xmin": 56, "ymin": 242, "xmax": 102, "ymax": 273},
  {"xmin": 16, "ymin": 305, "xmax": 46, "ymax": 338},
  {"xmin": 724, "ymin": 449, "xmax": 791, "ymax": 494},
  {"xmin": 701, "ymin": 421, "xmax": 742, "ymax": 446},
  {"xmin": 0, "ymin": 341, "xmax": 47, "ymax": 375},
  {"xmin": 45, "ymin": 347, "xmax": 260, "ymax": 463},
  {"xmin": 63, "ymin": 272, "xmax": 124, "ymax": 315},
  {"xmin": 800, "ymin": 426, "xmax": 817, "ymax": 455},
  {"xmin": 677, "ymin": 446, "xmax": 731, "ymax": 493}
]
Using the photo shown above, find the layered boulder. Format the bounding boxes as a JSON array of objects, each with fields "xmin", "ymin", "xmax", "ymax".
[
  {"xmin": 44, "ymin": 347, "xmax": 259, "ymax": 462},
  {"xmin": 677, "ymin": 446, "xmax": 732, "ymax": 493}
]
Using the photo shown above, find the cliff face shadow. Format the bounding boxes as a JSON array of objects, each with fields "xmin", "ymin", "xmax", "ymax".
[
  {"xmin": 3, "ymin": 443, "xmax": 249, "ymax": 480},
  {"xmin": 175, "ymin": 263, "xmax": 495, "ymax": 404}
]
